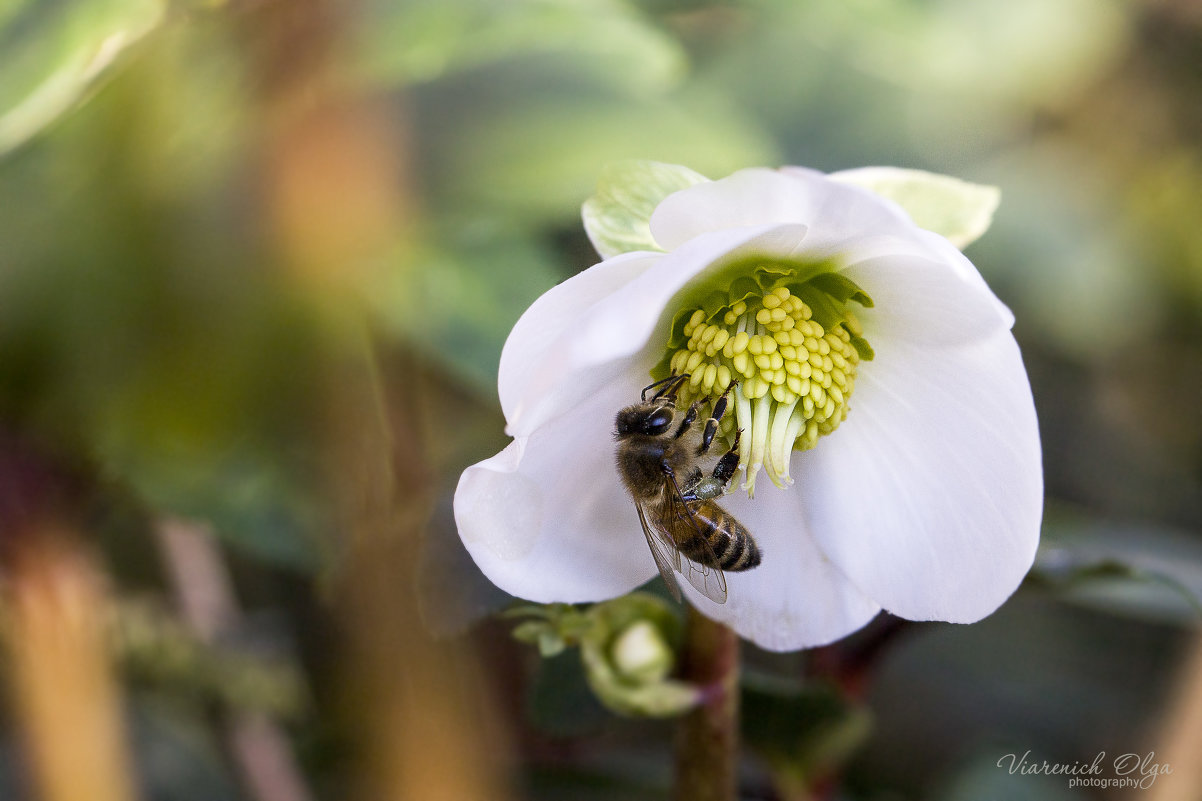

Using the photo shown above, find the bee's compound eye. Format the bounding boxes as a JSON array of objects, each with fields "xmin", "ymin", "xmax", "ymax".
[{"xmin": 643, "ymin": 409, "xmax": 673, "ymax": 435}]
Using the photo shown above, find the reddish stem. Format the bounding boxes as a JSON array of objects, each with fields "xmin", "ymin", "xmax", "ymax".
[{"xmin": 674, "ymin": 607, "xmax": 740, "ymax": 801}]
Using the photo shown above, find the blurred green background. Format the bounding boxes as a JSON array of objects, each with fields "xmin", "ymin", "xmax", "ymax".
[{"xmin": 1, "ymin": 0, "xmax": 1200, "ymax": 799}]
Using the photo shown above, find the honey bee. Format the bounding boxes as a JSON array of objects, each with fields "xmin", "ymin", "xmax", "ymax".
[{"xmin": 614, "ymin": 374, "xmax": 761, "ymax": 604}]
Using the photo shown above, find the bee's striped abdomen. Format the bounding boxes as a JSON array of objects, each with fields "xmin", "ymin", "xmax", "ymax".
[{"xmin": 675, "ymin": 500, "xmax": 761, "ymax": 572}]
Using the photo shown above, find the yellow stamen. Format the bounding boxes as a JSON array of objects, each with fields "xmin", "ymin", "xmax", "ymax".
[{"xmin": 662, "ymin": 284, "xmax": 865, "ymax": 495}]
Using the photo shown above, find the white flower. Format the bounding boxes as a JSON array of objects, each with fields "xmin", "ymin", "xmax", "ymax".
[{"xmin": 454, "ymin": 165, "xmax": 1043, "ymax": 652}]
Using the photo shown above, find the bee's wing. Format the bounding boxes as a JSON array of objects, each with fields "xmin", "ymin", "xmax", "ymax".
[
  {"xmin": 637, "ymin": 503, "xmax": 683, "ymax": 602},
  {"xmin": 661, "ymin": 486, "xmax": 729, "ymax": 605}
]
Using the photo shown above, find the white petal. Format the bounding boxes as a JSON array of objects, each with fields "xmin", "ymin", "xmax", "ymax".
[
  {"xmin": 502, "ymin": 224, "xmax": 809, "ymax": 438},
  {"xmin": 909, "ymin": 228, "xmax": 1016, "ymax": 326},
  {"xmin": 842, "ymin": 247, "xmax": 1013, "ymax": 346},
  {"xmin": 649, "ymin": 167, "xmax": 1014, "ymax": 325},
  {"xmin": 650, "ymin": 167, "xmax": 916, "ymax": 254},
  {"xmin": 499, "ymin": 250, "xmax": 662, "ymax": 434},
  {"xmin": 797, "ymin": 327, "xmax": 1043, "ymax": 622},
  {"xmin": 456, "ymin": 360, "xmax": 658, "ymax": 602},
  {"xmin": 681, "ymin": 485, "xmax": 882, "ymax": 652}
]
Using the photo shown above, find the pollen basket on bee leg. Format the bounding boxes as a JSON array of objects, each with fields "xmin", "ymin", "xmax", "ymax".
[{"xmin": 656, "ymin": 267, "xmax": 874, "ymax": 497}]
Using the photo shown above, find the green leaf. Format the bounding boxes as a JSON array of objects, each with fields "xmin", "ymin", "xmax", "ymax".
[
  {"xmin": 582, "ymin": 160, "xmax": 709, "ymax": 258},
  {"xmin": 526, "ymin": 652, "xmax": 610, "ymax": 738},
  {"xmin": 128, "ymin": 697, "xmax": 241, "ymax": 801},
  {"xmin": 937, "ymin": 751, "xmax": 1078, "ymax": 801},
  {"xmin": 1029, "ymin": 517, "xmax": 1202, "ymax": 625},
  {"xmin": 371, "ymin": 222, "xmax": 566, "ymax": 394},
  {"xmin": 1033, "ymin": 557, "xmax": 1202, "ymax": 619},
  {"xmin": 433, "ymin": 88, "xmax": 777, "ymax": 226},
  {"xmin": 741, "ymin": 674, "xmax": 872, "ymax": 791},
  {"xmin": 830, "ymin": 166, "xmax": 1000, "ymax": 249},
  {"xmin": 350, "ymin": 0, "xmax": 687, "ymax": 93},
  {"xmin": 0, "ymin": 0, "xmax": 165, "ymax": 156}
]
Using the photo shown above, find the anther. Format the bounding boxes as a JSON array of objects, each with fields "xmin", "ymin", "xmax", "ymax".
[{"xmin": 656, "ymin": 272, "xmax": 871, "ymax": 495}]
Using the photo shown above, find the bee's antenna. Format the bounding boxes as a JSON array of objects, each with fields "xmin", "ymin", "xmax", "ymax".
[{"xmin": 641, "ymin": 373, "xmax": 690, "ymax": 402}]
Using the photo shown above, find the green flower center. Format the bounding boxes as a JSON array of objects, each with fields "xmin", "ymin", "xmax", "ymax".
[{"xmin": 655, "ymin": 263, "xmax": 875, "ymax": 496}]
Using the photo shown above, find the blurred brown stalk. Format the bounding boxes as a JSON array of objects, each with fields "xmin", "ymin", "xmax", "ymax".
[
  {"xmin": 250, "ymin": 1, "xmax": 515, "ymax": 797},
  {"xmin": 1144, "ymin": 637, "xmax": 1202, "ymax": 801},
  {"xmin": 6, "ymin": 529, "xmax": 139, "ymax": 801}
]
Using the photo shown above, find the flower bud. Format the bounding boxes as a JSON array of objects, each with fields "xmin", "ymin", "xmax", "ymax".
[{"xmin": 610, "ymin": 620, "xmax": 673, "ymax": 684}]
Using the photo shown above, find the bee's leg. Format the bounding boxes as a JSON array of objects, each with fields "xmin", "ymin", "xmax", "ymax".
[
  {"xmin": 691, "ymin": 428, "xmax": 742, "ymax": 500},
  {"xmin": 711, "ymin": 427, "xmax": 742, "ymax": 486},
  {"xmin": 643, "ymin": 373, "xmax": 690, "ymax": 402},
  {"xmin": 678, "ymin": 466, "xmax": 704, "ymax": 500},
  {"xmin": 698, "ymin": 380, "xmax": 739, "ymax": 454},
  {"xmin": 673, "ymin": 401, "xmax": 700, "ymax": 439},
  {"xmin": 666, "ymin": 462, "xmax": 709, "ymax": 516}
]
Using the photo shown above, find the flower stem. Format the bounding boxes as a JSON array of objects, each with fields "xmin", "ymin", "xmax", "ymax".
[{"xmin": 674, "ymin": 608, "xmax": 740, "ymax": 801}]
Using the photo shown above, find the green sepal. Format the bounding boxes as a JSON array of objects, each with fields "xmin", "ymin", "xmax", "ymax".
[
  {"xmin": 579, "ymin": 646, "xmax": 699, "ymax": 717},
  {"xmin": 830, "ymin": 166, "xmax": 1000, "ymax": 249},
  {"xmin": 582, "ymin": 160, "xmax": 709, "ymax": 259},
  {"xmin": 504, "ymin": 602, "xmax": 593, "ymax": 655},
  {"xmin": 510, "ymin": 621, "xmax": 568, "ymax": 658}
]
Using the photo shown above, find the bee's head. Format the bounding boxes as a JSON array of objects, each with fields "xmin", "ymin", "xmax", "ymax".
[{"xmin": 615, "ymin": 403, "xmax": 674, "ymax": 438}]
